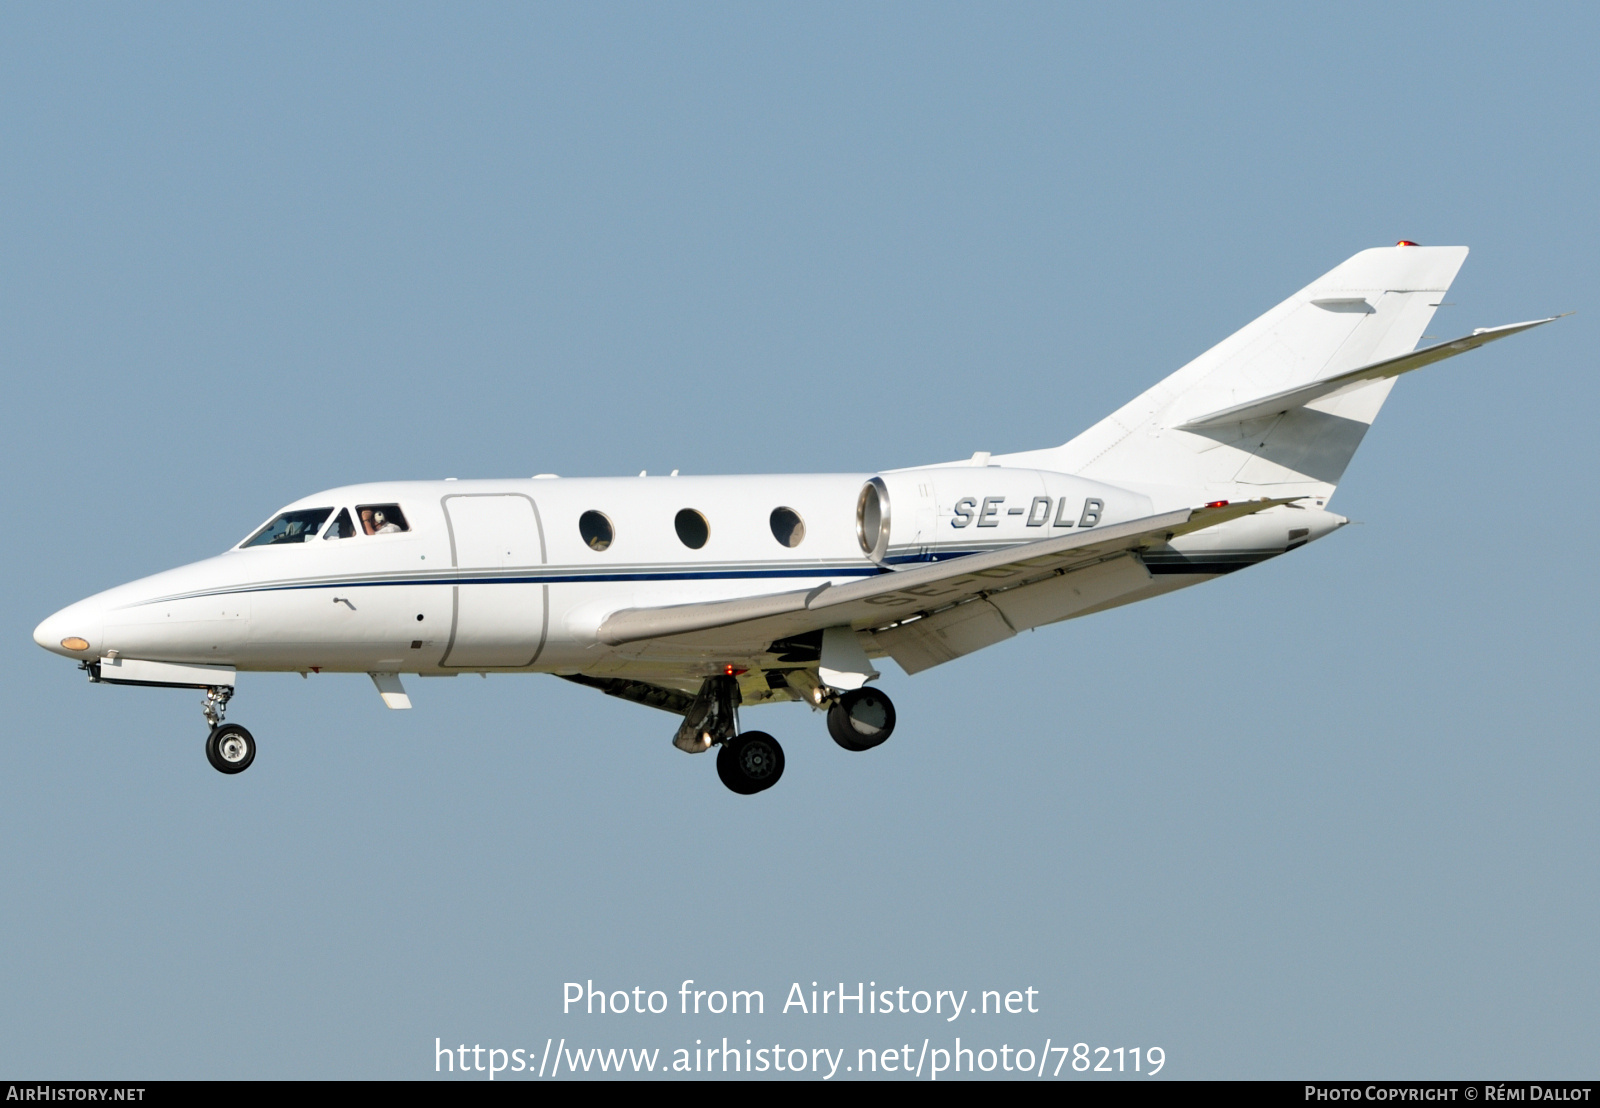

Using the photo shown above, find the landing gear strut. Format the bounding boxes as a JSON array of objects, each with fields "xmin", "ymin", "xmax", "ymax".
[
  {"xmin": 201, "ymin": 685, "xmax": 232, "ymax": 731},
  {"xmin": 201, "ymin": 685, "xmax": 255, "ymax": 775},
  {"xmin": 673, "ymin": 675, "xmax": 741, "ymax": 754}
]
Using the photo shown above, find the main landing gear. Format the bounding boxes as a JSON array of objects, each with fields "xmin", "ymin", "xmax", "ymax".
[
  {"xmin": 677, "ymin": 675, "xmax": 898, "ymax": 795},
  {"xmin": 201, "ymin": 685, "xmax": 255, "ymax": 775},
  {"xmin": 677, "ymin": 675, "xmax": 788, "ymax": 796}
]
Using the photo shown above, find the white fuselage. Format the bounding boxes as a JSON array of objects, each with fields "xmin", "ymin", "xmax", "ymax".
[{"xmin": 33, "ymin": 468, "xmax": 1336, "ymax": 699}]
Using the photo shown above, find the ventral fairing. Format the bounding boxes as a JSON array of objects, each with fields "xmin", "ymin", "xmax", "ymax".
[{"xmin": 33, "ymin": 245, "xmax": 1561, "ymax": 793}]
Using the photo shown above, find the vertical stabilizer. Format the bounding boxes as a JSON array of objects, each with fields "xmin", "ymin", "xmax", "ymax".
[{"xmin": 997, "ymin": 245, "xmax": 1469, "ymax": 505}]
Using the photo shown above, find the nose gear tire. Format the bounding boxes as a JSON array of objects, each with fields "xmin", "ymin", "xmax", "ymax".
[
  {"xmin": 716, "ymin": 731, "xmax": 785, "ymax": 794},
  {"xmin": 827, "ymin": 687, "xmax": 896, "ymax": 751},
  {"xmin": 206, "ymin": 724, "xmax": 256, "ymax": 774}
]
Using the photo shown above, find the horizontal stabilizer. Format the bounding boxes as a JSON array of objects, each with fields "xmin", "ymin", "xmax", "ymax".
[{"xmin": 1177, "ymin": 315, "xmax": 1565, "ymax": 431}]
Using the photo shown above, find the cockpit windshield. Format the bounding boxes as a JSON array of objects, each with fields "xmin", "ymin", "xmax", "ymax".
[{"xmin": 242, "ymin": 508, "xmax": 334, "ymax": 547}]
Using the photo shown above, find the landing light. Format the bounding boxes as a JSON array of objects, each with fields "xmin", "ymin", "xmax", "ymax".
[{"xmin": 60, "ymin": 637, "xmax": 89, "ymax": 651}]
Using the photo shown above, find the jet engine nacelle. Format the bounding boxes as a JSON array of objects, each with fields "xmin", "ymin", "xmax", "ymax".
[{"xmin": 855, "ymin": 466, "xmax": 1154, "ymax": 566}]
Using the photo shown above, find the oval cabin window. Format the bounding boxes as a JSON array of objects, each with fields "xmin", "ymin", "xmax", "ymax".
[
  {"xmin": 769, "ymin": 507, "xmax": 805, "ymax": 548},
  {"xmin": 579, "ymin": 511, "xmax": 614, "ymax": 552},
  {"xmin": 674, "ymin": 508, "xmax": 709, "ymax": 550}
]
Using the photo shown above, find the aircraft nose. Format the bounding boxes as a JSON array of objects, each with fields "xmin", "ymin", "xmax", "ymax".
[{"xmin": 33, "ymin": 598, "xmax": 103, "ymax": 660}]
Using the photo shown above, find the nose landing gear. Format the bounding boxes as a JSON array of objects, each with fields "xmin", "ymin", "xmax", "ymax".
[{"xmin": 201, "ymin": 685, "xmax": 255, "ymax": 775}]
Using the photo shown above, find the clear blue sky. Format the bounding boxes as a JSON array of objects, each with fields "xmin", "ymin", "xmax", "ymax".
[{"xmin": 2, "ymin": 2, "xmax": 1594, "ymax": 1079}]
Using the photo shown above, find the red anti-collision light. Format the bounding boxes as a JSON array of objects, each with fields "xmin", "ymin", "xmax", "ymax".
[
  {"xmin": 1205, "ymin": 500, "xmax": 1230, "ymax": 509},
  {"xmin": 1396, "ymin": 240, "xmax": 1419, "ymax": 247}
]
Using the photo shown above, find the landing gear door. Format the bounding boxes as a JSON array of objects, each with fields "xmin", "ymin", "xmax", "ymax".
[{"xmin": 440, "ymin": 494, "xmax": 548, "ymax": 668}]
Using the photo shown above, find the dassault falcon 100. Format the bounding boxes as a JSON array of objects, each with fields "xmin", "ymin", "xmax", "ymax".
[{"xmin": 34, "ymin": 244, "xmax": 1559, "ymax": 793}]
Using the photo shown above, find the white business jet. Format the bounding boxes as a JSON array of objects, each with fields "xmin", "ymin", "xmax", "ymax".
[{"xmin": 34, "ymin": 244, "xmax": 1559, "ymax": 794}]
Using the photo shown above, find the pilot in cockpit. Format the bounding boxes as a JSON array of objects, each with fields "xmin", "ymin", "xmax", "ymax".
[{"xmin": 359, "ymin": 506, "xmax": 405, "ymax": 535}]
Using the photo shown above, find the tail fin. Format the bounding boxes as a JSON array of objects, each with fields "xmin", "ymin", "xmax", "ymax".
[{"xmin": 1000, "ymin": 245, "xmax": 1470, "ymax": 504}]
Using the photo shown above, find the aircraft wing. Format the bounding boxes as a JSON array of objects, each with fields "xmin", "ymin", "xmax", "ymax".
[
  {"xmin": 596, "ymin": 498, "xmax": 1293, "ymax": 651},
  {"xmin": 1175, "ymin": 316, "xmax": 1565, "ymax": 431}
]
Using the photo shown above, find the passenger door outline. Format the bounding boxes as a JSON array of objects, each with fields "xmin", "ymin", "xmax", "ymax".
[{"xmin": 439, "ymin": 493, "xmax": 549, "ymax": 668}]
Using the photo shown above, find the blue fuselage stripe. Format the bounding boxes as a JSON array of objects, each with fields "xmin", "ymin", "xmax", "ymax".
[
  {"xmin": 194, "ymin": 564, "xmax": 889, "ymax": 599},
  {"xmin": 141, "ymin": 543, "xmax": 1275, "ymax": 607},
  {"xmin": 284, "ymin": 570, "xmax": 882, "ymax": 590}
]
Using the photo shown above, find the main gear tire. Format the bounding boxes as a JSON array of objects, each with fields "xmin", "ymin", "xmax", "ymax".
[
  {"xmin": 716, "ymin": 731, "xmax": 785, "ymax": 795},
  {"xmin": 827, "ymin": 687, "xmax": 896, "ymax": 751}
]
